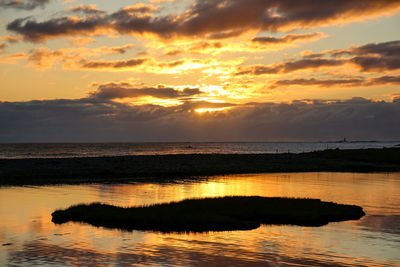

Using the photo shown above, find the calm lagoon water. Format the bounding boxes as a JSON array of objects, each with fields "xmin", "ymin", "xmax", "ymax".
[{"xmin": 1, "ymin": 172, "xmax": 400, "ymax": 266}]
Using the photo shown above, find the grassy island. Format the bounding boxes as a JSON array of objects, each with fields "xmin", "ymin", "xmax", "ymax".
[
  {"xmin": 51, "ymin": 196, "xmax": 365, "ymax": 232},
  {"xmin": 1, "ymin": 147, "xmax": 399, "ymax": 186}
]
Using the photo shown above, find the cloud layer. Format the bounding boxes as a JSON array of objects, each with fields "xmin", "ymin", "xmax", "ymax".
[
  {"xmin": 237, "ymin": 40, "xmax": 400, "ymax": 77},
  {"xmin": 90, "ymin": 83, "xmax": 202, "ymax": 100},
  {"xmin": 0, "ymin": 0, "xmax": 50, "ymax": 10},
  {"xmin": 1, "ymin": 1, "xmax": 399, "ymax": 143},
  {"xmin": 270, "ymin": 75, "xmax": 400, "ymax": 89},
  {"xmin": 7, "ymin": 0, "xmax": 400, "ymax": 42},
  {"xmin": 1, "ymin": 97, "xmax": 399, "ymax": 142}
]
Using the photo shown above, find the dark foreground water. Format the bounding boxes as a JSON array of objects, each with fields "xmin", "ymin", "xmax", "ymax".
[
  {"xmin": 0, "ymin": 141, "xmax": 398, "ymax": 158},
  {"xmin": 1, "ymin": 172, "xmax": 399, "ymax": 266}
]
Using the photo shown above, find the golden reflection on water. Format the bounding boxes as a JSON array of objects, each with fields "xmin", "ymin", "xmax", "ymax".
[
  {"xmin": 84, "ymin": 172, "xmax": 400, "ymax": 215},
  {"xmin": 1, "ymin": 172, "xmax": 400, "ymax": 266}
]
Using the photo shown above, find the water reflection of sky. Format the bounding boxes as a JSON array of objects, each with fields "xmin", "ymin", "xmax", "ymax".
[{"xmin": 1, "ymin": 172, "xmax": 399, "ymax": 266}]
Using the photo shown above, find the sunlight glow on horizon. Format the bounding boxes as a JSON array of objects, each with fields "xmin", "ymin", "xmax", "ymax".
[{"xmin": 195, "ymin": 107, "xmax": 233, "ymax": 114}]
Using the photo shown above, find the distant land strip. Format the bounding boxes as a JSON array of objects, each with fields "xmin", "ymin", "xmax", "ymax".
[{"xmin": 0, "ymin": 148, "xmax": 399, "ymax": 186}]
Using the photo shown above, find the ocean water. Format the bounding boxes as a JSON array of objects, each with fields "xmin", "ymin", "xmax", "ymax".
[
  {"xmin": 0, "ymin": 141, "xmax": 398, "ymax": 158},
  {"xmin": 1, "ymin": 172, "xmax": 399, "ymax": 266}
]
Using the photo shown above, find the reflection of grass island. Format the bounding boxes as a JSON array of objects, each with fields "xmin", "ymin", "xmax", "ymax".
[{"xmin": 51, "ymin": 196, "xmax": 365, "ymax": 232}]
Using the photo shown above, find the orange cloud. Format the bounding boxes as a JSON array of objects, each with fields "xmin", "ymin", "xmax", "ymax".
[
  {"xmin": 162, "ymin": 33, "xmax": 326, "ymax": 57},
  {"xmin": 0, "ymin": 42, "xmax": 5, "ymax": 53},
  {"xmin": 0, "ymin": 35, "xmax": 22, "ymax": 43},
  {"xmin": 81, "ymin": 58, "xmax": 149, "ymax": 70},
  {"xmin": 2, "ymin": 45, "xmax": 135, "ymax": 69},
  {"xmin": 236, "ymin": 59, "xmax": 347, "ymax": 76},
  {"xmin": 68, "ymin": 37, "xmax": 95, "ymax": 46},
  {"xmin": 7, "ymin": 0, "xmax": 400, "ymax": 42},
  {"xmin": 68, "ymin": 4, "xmax": 104, "ymax": 15},
  {"xmin": 0, "ymin": 0, "xmax": 52, "ymax": 10},
  {"xmin": 90, "ymin": 82, "xmax": 202, "ymax": 101},
  {"xmin": 269, "ymin": 75, "xmax": 400, "ymax": 89},
  {"xmin": 236, "ymin": 40, "xmax": 400, "ymax": 76},
  {"xmin": 252, "ymin": 32, "xmax": 325, "ymax": 46}
]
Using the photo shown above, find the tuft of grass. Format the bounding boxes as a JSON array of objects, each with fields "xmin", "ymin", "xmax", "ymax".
[{"xmin": 51, "ymin": 196, "xmax": 365, "ymax": 233}]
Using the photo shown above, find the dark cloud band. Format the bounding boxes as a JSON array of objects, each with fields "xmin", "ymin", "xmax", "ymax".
[
  {"xmin": 269, "ymin": 75, "xmax": 400, "ymax": 89},
  {"xmin": 90, "ymin": 83, "xmax": 202, "ymax": 100},
  {"xmin": 1, "ymin": 97, "xmax": 399, "ymax": 142},
  {"xmin": 7, "ymin": 0, "xmax": 400, "ymax": 42}
]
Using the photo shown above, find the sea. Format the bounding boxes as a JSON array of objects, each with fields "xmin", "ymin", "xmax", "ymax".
[{"xmin": 0, "ymin": 141, "xmax": 398, "ymax": 159}]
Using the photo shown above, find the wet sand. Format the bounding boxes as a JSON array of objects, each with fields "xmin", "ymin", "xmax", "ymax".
[{"xmin": 0, "ymin": 148, "xmax": 399, "ymax": 185}]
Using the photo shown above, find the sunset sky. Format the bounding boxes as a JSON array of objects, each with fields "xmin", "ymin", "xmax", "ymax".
[{"xmin": 0, "ymin": 0, "xmax": 399, "ymax": 142}]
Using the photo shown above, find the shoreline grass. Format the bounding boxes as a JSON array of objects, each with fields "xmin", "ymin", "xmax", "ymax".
[
  {"xmin": 1, "ymin": 148, "xmax": 399, "ymax": 186},
  {"xmin": 51, "ymin": 196, "xmax": 365, "ymax": 232}
]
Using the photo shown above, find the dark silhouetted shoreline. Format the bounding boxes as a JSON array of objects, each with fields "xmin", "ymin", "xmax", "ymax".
[
  {"xmin": 1, "ymin": 148, "xmax": 399, "ymax": 186},
  {"xmin": 51, "ymin": 196, "xmax": 365, "ymax": 232}
]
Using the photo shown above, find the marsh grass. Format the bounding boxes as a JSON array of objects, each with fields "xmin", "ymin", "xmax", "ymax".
[
  {"xmin": 2, "ymin": 148, "xmax": 399, "ymax": 186},
  {"xmin": 51, "ymin": 196, "xmax": 365, "ymax": 232}
]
